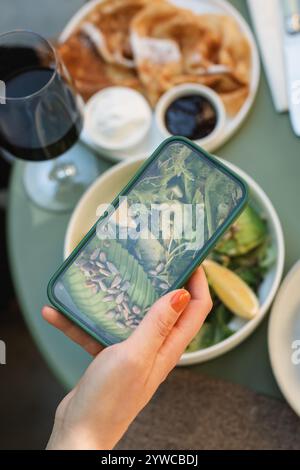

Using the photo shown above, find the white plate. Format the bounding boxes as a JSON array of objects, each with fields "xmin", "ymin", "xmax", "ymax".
[
  {"xmin": 64, "ymin": 158, "xmax": 285, "ymax": 364},
  {"xmin": 268, "ymin": 262, "xmax": 300, "ymax": 416},
  {"xmin": 60, "ymin": 0, "xmax": 260, "ymax": 162}
]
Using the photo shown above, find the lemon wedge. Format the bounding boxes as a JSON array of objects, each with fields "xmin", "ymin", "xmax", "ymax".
[{"xmin": 202, "ymin": 259, "xmax": 259, "ymax": 320}]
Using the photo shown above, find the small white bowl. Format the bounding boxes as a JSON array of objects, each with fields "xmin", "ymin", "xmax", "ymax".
[
  {"xmin": 64, "ymin": 158, "xmax": 285, "ymax": 365},
  {"xmin": 84, "ymin": 87, "xmax": 152, "ymax": 152},
  {"xmin": 155, "ymin": 84, "xmax": 227, "ymax": 152}
]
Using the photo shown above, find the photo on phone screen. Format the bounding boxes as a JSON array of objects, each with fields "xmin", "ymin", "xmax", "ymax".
[{"xmin": 49, "ymin": 139, "xmax": 247, "ymax": 346}]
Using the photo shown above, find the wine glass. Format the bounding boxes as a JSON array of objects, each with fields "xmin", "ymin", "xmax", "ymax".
[{"xmin": 0, "ymin": 30, "xmax": 99, "ymax": 212}]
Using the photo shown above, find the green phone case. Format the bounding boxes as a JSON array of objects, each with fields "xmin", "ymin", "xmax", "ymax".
[{"xmin": 48, "ymin": 137, "xmax": 248, "ymax": 346}]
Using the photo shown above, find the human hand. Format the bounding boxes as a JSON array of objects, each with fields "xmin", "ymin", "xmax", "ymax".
[{"xmin": 42, "ymin": 267, "xmax": 212, "ymax": 450}]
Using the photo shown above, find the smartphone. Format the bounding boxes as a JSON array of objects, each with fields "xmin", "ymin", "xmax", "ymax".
[{"xmin": 48, "ymin": 137, "xmax": 248, "ymax": 346}]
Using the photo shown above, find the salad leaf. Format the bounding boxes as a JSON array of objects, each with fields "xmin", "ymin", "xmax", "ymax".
[
  {"xmin": 185, "ymin": 205, "xmax": 275, "ymax": 353},
  {"xmin": 186, "ymin": 323, "xmax": 215, "ymax": 352},
  {"xmin": 186, "ymin": 304, "xmax": 234, "ymax": 352}
]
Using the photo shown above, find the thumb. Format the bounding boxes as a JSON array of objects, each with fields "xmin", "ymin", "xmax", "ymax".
[{"xmin": 126, "ymin": 289, "xmax": 191, "ymax": 359}]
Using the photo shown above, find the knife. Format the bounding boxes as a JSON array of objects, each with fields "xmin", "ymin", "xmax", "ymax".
[
  {"xmin": 282, "ymin": 0, "xmax": 300, "ymax": 136},
  {"xmin": 247, "ymin": 0, "xmax": 288, "ymax": 112}
]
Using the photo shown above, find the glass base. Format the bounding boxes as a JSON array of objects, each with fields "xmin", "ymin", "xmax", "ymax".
[{"xmin": 23, "ymin": 143, "xmax": 99, "ymax": 212}]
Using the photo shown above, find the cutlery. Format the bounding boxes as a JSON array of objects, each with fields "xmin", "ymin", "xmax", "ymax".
[{"xmin": 282, "ymin": 0, "xmax": 300, "ymax": 135}]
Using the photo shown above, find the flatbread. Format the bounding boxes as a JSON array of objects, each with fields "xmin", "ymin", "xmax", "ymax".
[
  {"xmin": 58, "ymin": 0, "xmax": 252, "ymax": 115},
  {"xmin": 131, "ymin": 3, "xmax": 251, "ymax": 113},
  {"xmin": 57, "ymin": 33, "xmax": 143, "ymax": 102},
  {"xmin": 219, "ymin": 86, "xmax": 250, "ymax": 116},
  {"xmin": 76, "ymin": 0, "xmax": 154, "ymax": 68},
  {"xmin": 131, "ymin": 2, "xmax": 222, "ymax": 105},
  {"xmin": 200, "ymin": 14, "xmax": 251, "ymax": 86}
]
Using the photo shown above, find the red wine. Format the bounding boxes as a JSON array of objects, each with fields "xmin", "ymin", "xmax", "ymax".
[
  {"xmin": 5, "ymin": 67, "xmax": 53, "ymax": 98},
  {"xmin": 0, "ymin": 47, "xmax": 83, "ymax": 161}
]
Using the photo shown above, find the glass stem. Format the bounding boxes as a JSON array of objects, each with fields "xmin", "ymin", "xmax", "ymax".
[{"xmin": 49, "ymin": 160, "xmax": 77, "ymax": 184}]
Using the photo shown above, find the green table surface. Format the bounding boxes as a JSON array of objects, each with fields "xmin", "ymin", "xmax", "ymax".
[{"xmin": 7, "ymin": 0, "xmax": 300, "ymax": 397}]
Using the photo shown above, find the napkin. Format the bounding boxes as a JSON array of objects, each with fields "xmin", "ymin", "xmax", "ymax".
[{"xmin": 247, "ymin": 0, "xmax": 288, "ymax": 112}]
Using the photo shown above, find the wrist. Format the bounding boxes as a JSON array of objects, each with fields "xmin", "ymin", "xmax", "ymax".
[
  {"xmin": 47, "ymin": 431, "xmax": 106, "ymax": 450},
  {"xmin": 47, "ymin": 420, "xmax": 108, "ymax": 450}
]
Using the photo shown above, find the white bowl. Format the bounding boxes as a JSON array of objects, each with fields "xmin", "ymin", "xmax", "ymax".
[
  {"xmin": 64, "ymin": 158, "xmax": 285, "ymax": 364},
  {"xmin": 84, "ymin": 87, "xmax": 152, "ymax": 152},
  {"xmin": 155, "ymin": 84, "xmax": 227, "ymax": 152}
]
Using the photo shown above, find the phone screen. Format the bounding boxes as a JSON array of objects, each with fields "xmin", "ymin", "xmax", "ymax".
[{"xmin": 50, "ymin": 139, "xmax": 247, "ymax": 345}]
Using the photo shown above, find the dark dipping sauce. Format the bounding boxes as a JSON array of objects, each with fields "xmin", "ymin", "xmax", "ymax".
[{"xmin": 165, "ymin": 94, "xmax": 218, "ymax": 140}]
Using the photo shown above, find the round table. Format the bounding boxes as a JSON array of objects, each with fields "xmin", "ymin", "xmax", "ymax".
[{"xmin": 7, "ymin": 1, "xmax": 300, "ymax": 397}]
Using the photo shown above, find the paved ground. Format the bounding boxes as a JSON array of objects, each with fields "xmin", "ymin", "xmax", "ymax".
[{"xmin": 0, "ymin": 0, "xmax": 300, "ymax": 450}]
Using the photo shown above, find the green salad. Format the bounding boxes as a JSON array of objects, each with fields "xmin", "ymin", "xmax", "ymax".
[{"xmin": 186, "ymin": 205, "xmax": 276, "ymax": 353}]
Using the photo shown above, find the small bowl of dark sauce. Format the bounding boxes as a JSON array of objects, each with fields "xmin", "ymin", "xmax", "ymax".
[{"xmin": 155, "ymin": 84, "xmax": 226, "ymax": 151}]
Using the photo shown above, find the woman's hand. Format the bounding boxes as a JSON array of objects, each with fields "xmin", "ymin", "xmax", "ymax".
[{"xmin": 42, "ymin": 267, "xmax": 212, "ymax": 450}]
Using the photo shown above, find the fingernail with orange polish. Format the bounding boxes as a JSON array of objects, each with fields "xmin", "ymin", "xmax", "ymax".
[{"xmin": 171, "ymin": 290, "xmax": 191, "ymax": 313}]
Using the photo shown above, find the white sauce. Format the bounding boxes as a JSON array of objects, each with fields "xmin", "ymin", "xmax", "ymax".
[{"xmin": 85, "ymin": 87, "xmax": 152, "ymax": 150}]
